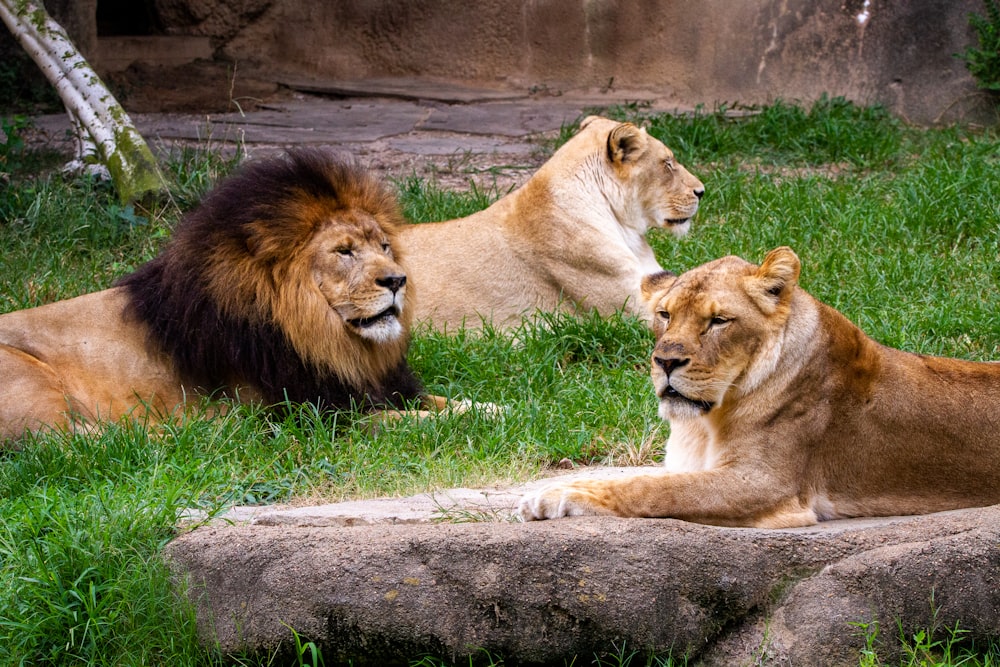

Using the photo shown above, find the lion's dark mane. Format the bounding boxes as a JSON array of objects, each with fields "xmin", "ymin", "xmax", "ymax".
[{"xmin": 116, "ymin": 148, "xmax": 424, "ymax": 412}]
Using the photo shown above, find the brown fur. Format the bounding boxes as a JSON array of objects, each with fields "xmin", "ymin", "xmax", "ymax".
[
  {"xmin": 400, "ymin": 115, "xmax": 705, "ymax": 331},
  {"xmin": 0, "ymin": 149, "xmax": 430, "ymax": 444},
  {"xmin": 521, "ymin": 247, "xmax": 1000, "ymax": 527}
]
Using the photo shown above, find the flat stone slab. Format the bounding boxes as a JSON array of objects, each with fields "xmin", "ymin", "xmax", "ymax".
[
  {"xmin": 27, "ymin": 91, "xmax": 597, "ymax": 192},
  {"xmin": 197, "ymin": 466, "xmax": 951, "ymax": 532},
  {"xmin": 26, "ymin": 84, "xmax": 700, "ymax": 194},
  {"xmin": 197, "ymin": 466, "xmax": 649, "ymax": 527}
]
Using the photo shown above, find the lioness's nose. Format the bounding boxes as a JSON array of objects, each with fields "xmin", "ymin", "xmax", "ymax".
[
  {"xmin": 694, "ymin": 187, "xmax": 705, "ymax": 200},
  {"xmin": 654, "ymin": 355, "xmax": 689, "ymax": 374},
  {"xmin": 377, "ymin": 274, "xmax": 407, "ymax": 293}
]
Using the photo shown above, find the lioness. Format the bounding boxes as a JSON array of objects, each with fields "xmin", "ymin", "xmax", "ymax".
[
  {"xmin": 520, "ymin": 246, "xmax": 1000, "ymax": 527},
  {"xmin": 400, "ymin": 115, "xmax": 705, "ymax": 330}
]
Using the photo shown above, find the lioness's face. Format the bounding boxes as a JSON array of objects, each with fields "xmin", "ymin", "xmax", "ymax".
[
  {"xmin": 636, "ymin": 139, "xmax": 705, "ymax": 237},
  {"xmin": 311, "ymin": 217, "xmax": 408, "ymax": 343},
  {"xmin": 599, "ymin": 118, "xmax": 705, "ymax": 236},
  {"xmin": 641, "ymin": 250, "xmax": 801, "ymax": 420}
]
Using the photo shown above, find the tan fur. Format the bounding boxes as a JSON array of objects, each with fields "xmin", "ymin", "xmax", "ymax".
[
  {"xmin": 0, "ymin": 289, "xmax": 189, "ymax": 440},
  {"xmin": 400, "ymin": 116, "xmax": 705, "ymax": 330},
  {"xmin": 0, "ymin": 153, "xmax": 433, "ymax": 444},
  {"xmin": 520, "ymin": 247, "xmax": 1000, "ymax": 527}
]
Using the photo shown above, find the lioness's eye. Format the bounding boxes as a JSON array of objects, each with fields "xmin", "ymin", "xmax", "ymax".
[
  {"xmin": 709, "ymin": 316, "xmax": 729, "ymax": 327},
  {"xmin": 336, "ymin": 247, "xmax": 353, "ymax": 256},
  {"xmin": 664, "ymin": 159, "xmax": 674, "ymax": 172},
  {"xmin": 657, "ymin": 310, "xmax": 670, "ymax": 323}
]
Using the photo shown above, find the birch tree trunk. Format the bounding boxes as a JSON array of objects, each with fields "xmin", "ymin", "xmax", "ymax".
[{"xmin": 0, "ymin": 0, "xmax": 167, "ymax": 203}]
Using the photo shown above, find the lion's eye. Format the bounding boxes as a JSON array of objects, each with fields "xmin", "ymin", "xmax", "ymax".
[
  {"xmin": 657, "ymin": 310, "xmax": 670, "ymax": 323},
  {"xmin": 335, "ymin": 247, "xmax": 353, "ymax": 256},
  {"xmin": 708, "ymin": 316, "xmax": 730, "ymax": 328},
  {"xmin": 381, "ymin": 242, "xmax": 391, "ymax": 254},
  {"xmin": 664, "ymin": 159, "xmax": 675, "ymax": 172}
]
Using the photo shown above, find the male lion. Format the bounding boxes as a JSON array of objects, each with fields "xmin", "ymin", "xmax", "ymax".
[
  {"xmin": 520, "ymin": 246, "xmax": 1000, "ymax": 527},
  {"xmin": 400, "ymin": 115, "xmax": 705, "ymax": 330},
  {"xmin": 0, "ymin": 149, "xmax": 450, "ymax": 444}
]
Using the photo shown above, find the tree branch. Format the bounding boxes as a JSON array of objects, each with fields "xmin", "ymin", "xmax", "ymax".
[{"xmin": 0, "ymin": 0, "xmax": 168, "ymax": 202}]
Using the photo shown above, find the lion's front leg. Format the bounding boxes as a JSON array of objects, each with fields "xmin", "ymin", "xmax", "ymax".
[{"xmin": 419, "ymin": 394, "xmax": 453, "ymax": 412}]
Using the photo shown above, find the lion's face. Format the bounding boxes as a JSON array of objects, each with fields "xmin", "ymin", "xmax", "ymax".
[
  {"xmin": 641, "ymin": 248, "xmax": 802, "ymax": 420},
  {"xmin": 310, "ymin": 216, "xmax": 409, "ymax": 344},
  {"xmin": 594, "ymin": 116, "xmax": 705, "ymax": 237}
]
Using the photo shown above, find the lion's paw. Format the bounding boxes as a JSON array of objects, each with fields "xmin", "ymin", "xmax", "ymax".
[{"xmin": 447, "ymin": 398, "xmax": 509, "ymax": 419}]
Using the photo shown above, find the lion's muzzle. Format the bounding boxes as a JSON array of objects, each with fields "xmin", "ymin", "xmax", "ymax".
[{"xmin": 375, "ymin": 274, "xmax": 406, "ymax": 294}]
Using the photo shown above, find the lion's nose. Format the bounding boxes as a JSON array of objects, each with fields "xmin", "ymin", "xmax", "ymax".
[
  {"xmin": 654, "ymin": 355, "xmax": 689, "ymax": 375},
  {"xmin": 377, "ymin": 274, "xmax": 407, "ymax": 293},
  {"xmin": 694, "ymin": 187, "xmax": 705, "ymax": 200}
]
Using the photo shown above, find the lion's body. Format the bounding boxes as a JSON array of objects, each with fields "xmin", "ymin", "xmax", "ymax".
[
  {"xmin": 0, "ymin": 288, "xmax": 190, "ymax": 438},
  {"xmin": 400, "ymin": 116, "xmax": 704, "ymax": 330},
  {"xmin": 520, "ymin": 247, "xmax": 1000, "ymax": 527},
  {"xmin": 0, "ymin": 149, "xmax": 428, "ymax": 444}
]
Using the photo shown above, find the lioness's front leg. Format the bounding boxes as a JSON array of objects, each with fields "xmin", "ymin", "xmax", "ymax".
[
  {"xmin": 518, "ymin": 468, "xmax": 815, "ymax": 528},
  {"xmin": 518, "ymin": 477, "xmax": 622, "ymax": 519}
]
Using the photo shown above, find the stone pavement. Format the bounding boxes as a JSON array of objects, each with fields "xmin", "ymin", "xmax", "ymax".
[{"xmin": 30, "ymin": 78, "xmax": 685, "ymax": 191}]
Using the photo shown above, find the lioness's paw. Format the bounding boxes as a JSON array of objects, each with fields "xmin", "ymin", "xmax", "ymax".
[{"xmin": 518, "ymin": 484, "xmax": 604, "ymax": 521}]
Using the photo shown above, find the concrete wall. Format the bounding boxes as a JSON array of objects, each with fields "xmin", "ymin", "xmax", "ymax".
[
  {"xmin": 47, "ymin": 0, "xmax": 1000, "ymax": 124},
  {"xmin": 209, "ymin": 0, "xmax": 997, "ymax": 124}
]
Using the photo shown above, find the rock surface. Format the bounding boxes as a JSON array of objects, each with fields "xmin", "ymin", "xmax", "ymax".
[
  {"xmin": 26, "ymin": 83, "xmax": 627, "ymax": 193},
  {"xmin": 9, "ymin": 0, "xmax": 995, "ymax": 125},
  {"xmin": 166, "ymin": 470, "xmax": 1000, "ymax": 665}
]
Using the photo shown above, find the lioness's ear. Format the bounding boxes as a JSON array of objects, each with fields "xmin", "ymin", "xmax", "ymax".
[
  {"xmin": 607, "ymin": 123, "xmax": 647, "ymax": 166},
  {"xmin": 641, "ymin": 270, "xmax": 677, "ymax": 307},
  {"xmin": 750, "ymin": 246, "xmax": 800, "ymax": 311}
]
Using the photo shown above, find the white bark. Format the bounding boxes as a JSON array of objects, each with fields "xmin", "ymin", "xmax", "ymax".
[{"xmin": 0, "ymin": 0, "xmax": 167, "ymax": 202}]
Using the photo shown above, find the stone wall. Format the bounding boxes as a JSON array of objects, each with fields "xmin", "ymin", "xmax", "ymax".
[
  {"xmin": 10, "ymin": 1, "xmax": 996, "ymax": 123},
  {"xmin": 201, "ymin": 0, "xmax": 993, "ymax": 124}
]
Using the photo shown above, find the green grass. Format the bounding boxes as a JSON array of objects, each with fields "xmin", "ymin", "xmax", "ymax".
[{"xmin": 1, "ymin": 100, "xmax": 999, "ymax": 665}]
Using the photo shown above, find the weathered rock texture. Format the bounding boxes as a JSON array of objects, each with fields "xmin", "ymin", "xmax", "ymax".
[
  {"xmin": 16, "ymin": 0, "xmax": 998, "ymax": 124},
  {"xmin": 167, "ymin": 503, "xmax": 1000, "ymax": 665}
]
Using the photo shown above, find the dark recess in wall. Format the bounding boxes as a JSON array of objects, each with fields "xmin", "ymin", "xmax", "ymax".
[{"xmin": 96, "ymin": 0, "xmax": 161, "ymax": 36}]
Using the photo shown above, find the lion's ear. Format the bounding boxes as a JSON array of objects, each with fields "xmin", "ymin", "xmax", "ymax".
[
  {"xmin": 641, "ymin": 270, "xmax": 677, "ymax": 307},
  {"xmin": 607, "ymin": 123, "xmax": 647, "ymax": 166},
  {"xmin": 749, "ymin": 246, "xmax": 800, "ymax": 311}
]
